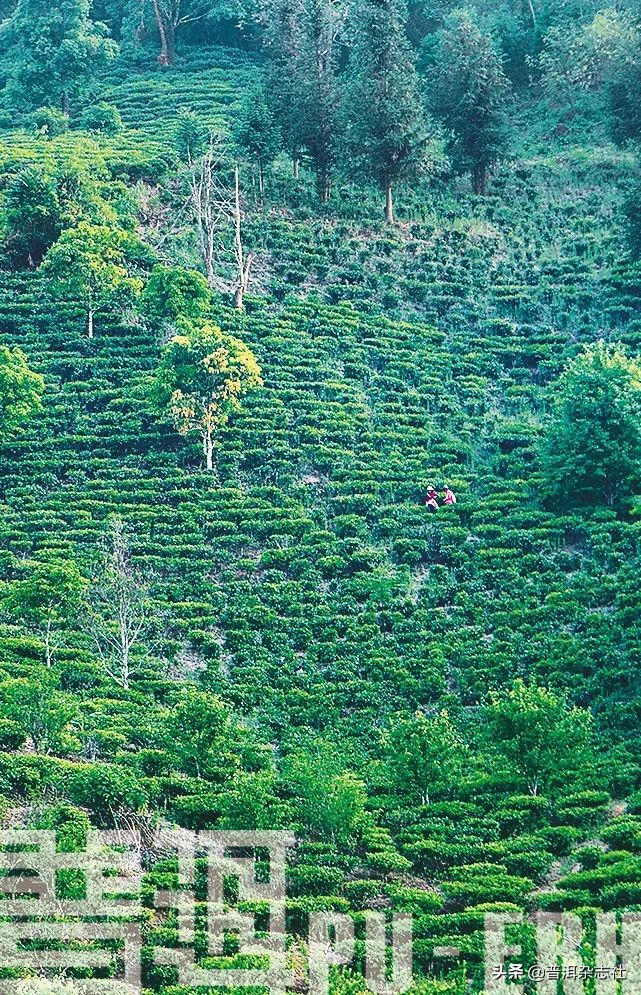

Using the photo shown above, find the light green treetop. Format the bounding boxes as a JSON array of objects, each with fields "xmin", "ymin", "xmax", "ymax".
[
  {"xmin": 383, "ymin": 709, "xmax": 466, "ymax": 806},
  {"xmin": 151, "ymin": 320, "xmax": 263, "ymax": 471},
  {"xmin": 3, "ymin": 557, "xmax": 85, "ymax": 668},
  {"xmin": 541, "ymin": 340, "xmax": 641, "ymax": 507},
  {"xmin": 41, "ymin": 221, "xmax": 145, "ymax": 338},
  {"xmin": 0, "ymin": 345, "xmax": 44, "ymax": 437},
  {"xmin": 142, "ymin": 265, "xmax": 211, "ymax": 325},
  {"xmin": 486, "ymin": 679, "xmax": 593, "ymax": 797}
]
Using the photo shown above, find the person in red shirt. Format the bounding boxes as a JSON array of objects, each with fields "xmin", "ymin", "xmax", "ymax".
[{"xmin": 425, "ymin": 486, "xmax": 439, "ymax": 511}]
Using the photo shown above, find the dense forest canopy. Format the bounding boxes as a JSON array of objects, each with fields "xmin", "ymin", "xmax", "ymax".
[{"xmin": 0, "ymin": 0, "xmax": 640, "ymax": 991}]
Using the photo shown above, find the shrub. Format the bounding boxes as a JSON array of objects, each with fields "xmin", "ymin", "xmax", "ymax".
[
  {"xmin": 80, "ymin": 102, "xmax": 123, "ymax": 135},
  {"xmin": 25, "ymin": 106, "xmax": 69, "ymax": 136}
]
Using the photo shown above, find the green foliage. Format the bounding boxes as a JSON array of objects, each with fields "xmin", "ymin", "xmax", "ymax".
[
  {"xmin": 2, "ymin": 160, "xmax": 117, "ymax": 266},
  {"xmin": 486, "ymin": 680, "xmax": 593, "ymax": 797},
  {"xmin": 17, "ymin": 982, "xmax": 84, "ymax": 995},
  {"xmin": 232, "ymin": 84, "xmax": 281, "ymax": 200},
  {"xmin": 25, "ymin": 105, "xmax": 70, "ymax": 136},
  {"xmin": 173, "ymin": 108, "xmax": 208, "ymax": 163},
  {"xmin": 541, "ymin": 341, "xmax": 641, "ymax": 507},
  {"xmin": 142, "ymin": 264, "xmax": 211, "ymax": 324},
  {"xmin": 622, "ymin": 180, "xmax": 641, "ymax": 259},
  {"xmin": 539, "ymin": 9, "xmax": 639, "ymax": 105},
  {"xmin": 0, "ymin": 669, "xmax": 77, "ymax": 754},
  {"xmin": 282, "ymin": 744, "xmax": 369, "ymax": 845},
  {"xmin": 80, "ymin": 100, "xmax": 123, "ymax": 134},
  {"xmin": 0, "ymin": 343, "xmax": 44, "ymax": 435},
  {"xmin": 41, "ymin": 220, "xmax": 146, "ymax": 336},
  {"xmin": 150, "ymin": 320, "xmax": 263, "ymax": 469},
  {"xmin": 0, "ymin": 15, "xmax": 640, "ymax": 990},
  {"xmin": 430, "ymin": 10, "xmax": 511, "ymax": 194},
  {"xmin": 2, "ymin": 556, "xmax": 85, "ymax": 667},
  {"xmin": 344, "ymin": 0, "xmax": 438, "ymax": 219},
  {"xmin": 383, "ymin": 709, "xmax": 465, "ymax": 805},
  {"xmin": 0, "ymin": 0, "xmax": 118, "ymax": 112}
]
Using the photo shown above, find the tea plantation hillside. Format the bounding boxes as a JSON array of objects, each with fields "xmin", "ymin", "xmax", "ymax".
[{"xmin": 1, "ymin": 11, "xmax": 641, "ymax": 993}]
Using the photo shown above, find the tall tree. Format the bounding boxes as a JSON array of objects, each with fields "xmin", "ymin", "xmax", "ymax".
[
  {"xmin": 344, "ymin": 0, "xmax": 436, "ymax": 221},
  {"xmin": 0, "ymin": 345, "xmax": 44, "ymax": 436},
  {"xmin": 151, "ymin": 320, "xmax": 263, "ymax": 471},
  {"xmin": 262, "ymin": 0, "xmax": 342, "ymax": 195},
  {"xmin": 232, "ymin": 85, "xmax": 281, "ymax": 205},
  {"xmin": 4, "ymin": 558, "xmax": 85, "ymax": 668},
  {"xmin": 0, "ymin": 0, "xmax": 117, "ymax": 113},
  {"xmin": 486, "ymin": 680, "xmax": 593, "ymax": 797},
  {"xmin": 541, "ymin": 341, "xmax": 641, "ymax": 508},
  {"xmin": 149, "ymin": 0, "xmax": 211, "ymax": 65},
  {"xmin": 383, "ymin": 710, "xmax": 465, "ymax": 806},
  {"xmin": 430, "ymin": 10, "xmax": 511, "ymax": 195},
  {"xmin": 85, "ymin": 519, "xmax": 152, "ymax": 690},
  {"xmin": 297, "ymin": 0, "xmax": 342, "ymax": 202},
  {"xmin": 41, "ymin": 222, "xmax": 145, "ymax": 338},
  {"xmin": 262, "ymin": 0, "xmax": 306, "ymax": 176}
]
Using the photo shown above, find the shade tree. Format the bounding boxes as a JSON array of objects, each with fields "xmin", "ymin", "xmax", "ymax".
[
  {"xmin": 540, "ymin": 341, "xmax": 641, "ymax": 508},
  {"xmin": 0, "ymin": 344, "xmax": 44, "ymax": 436},
  {"xmin": 41, "ymin": 221, "xmax": 146, "ymax": 337},
  {"xmin": 0, "ymin": 670, "xmax": 78, "ymax": 755},
  {"xmin": 2, "ymin": 162, "xmax": 112, "ymax": 268},
  {"xmin": 382, "ymin": 709, "xmax": 465, "ymax": 805},
  {"xmin": 148, "ymin": 0, "xmax": 212, "ymax": 65},
  {"xmin": 485, "ymin": 680, "xmax": 594, "ymax": 797},
  {"xmin": 150, "ymin": 320, "xmax": 263, "ymax": 470},
  {"xmin": 84, "ymin": 518, "xmax": 153, "ymax": 689},
  {"xmin": 232, "ymin": 84, "xmax": 281, "ymax": 204},
  {"xmin": 3, "ymin": 557, "xmax": 85, "ymax": 668},
  {"xmin": 141, "ymin": 265, "xmax": 211, "ymax": 326},
  {"xmin": 344, "ymin": 0, "xmax": 440, "ymax": 220},
  {"xmin": 0, "ymin": 0, "xmax": 117, "ymax": 112},
  {"xmin": 430, "ymin": 10, "xmax": 511, "ymax": 194}
]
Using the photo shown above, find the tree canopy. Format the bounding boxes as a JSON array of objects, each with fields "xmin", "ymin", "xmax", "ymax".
[
  {"xmin": 0, "ymin": 344, "xmax": 44, "ymax": 435},
  {"xmin": 541, "ymin": 341, "xmax": 641, "ymax": 508},
  {"xmin": 41, "ymin": 222, "xmax": 146, "ymax": 337},
  {"xmin": 151, "ymin": 320, "xmax": 263, "ymax": 470},
  {"xmin": 0, "ymin": 0, "xmax": 117, "ymax": 112}
]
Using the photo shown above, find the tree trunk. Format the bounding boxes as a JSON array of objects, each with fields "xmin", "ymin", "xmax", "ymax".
[
  {"xmin": 526, "ymin": 0, "xmax": 537, "ymax": 31},
  {"xmin": 385, "ymin": 179, "xmax": 394, "ymax": 223},
  {"xmin": 88, "ymin": 309, "xmax": 94, "ymax": 339},
  {"xmin": 473, "ymin": 164, "xmax": 487, "ymax": 196},
  {"xmin": 293, "ymin": 158, "xmax": 300, "ymax": 180},
  {"xmin": 152, "ymin": 0, "xmax": 170, "ymax": 65},
  {"xmin": 45, "ymin": 616, "xmax": 52, "ymax": 669},
  {"xmin": 204, "ymin": 429, "xmax": 214, "ymax": 471},
  {"xmin": 61, "ymin": 92, "xmax": 69, "ymax": 116},
  {"xmin": 319, "ymin": 170, "xmax": 331, "ymax": 203},
  {"xmin": 166, "ymin": 19, "xmax": 176, "ymax": 65},
  {"xmin": 120, "ymin": 652, "xmax": 130, "ymax": 690},
  {"xmin": 258, "ymin": 162, "xmax": 265, "ymax": 206},
  {"xmin": 233, "ymin": 164, "xmax": 252, "ymax": 310}
]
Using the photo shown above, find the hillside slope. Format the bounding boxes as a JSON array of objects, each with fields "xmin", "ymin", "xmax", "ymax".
[{"xmin": 1, "ymin": 48, "xmax": 641, "ymax": 993}]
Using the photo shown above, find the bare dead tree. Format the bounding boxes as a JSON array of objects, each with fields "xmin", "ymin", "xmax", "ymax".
[
  {"xmin": 233, "ymin": 165, "xmax": 253, "ymax": 310},
  {"xmin": 187, "ymin": 135, "xmax": 256, "ymax": 310},
  {"xmin": 84, "ymin": 519, "xmax": 151, "ymax": 690},
  {"xmin": 188, "ymin": 135, "xmax": 228, "ymax": 287}
]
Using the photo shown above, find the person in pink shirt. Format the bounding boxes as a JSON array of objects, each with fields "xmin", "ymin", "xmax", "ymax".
[{"xmin": 443, "ymin": 486, "xmax": 457, "ymax": 505}]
